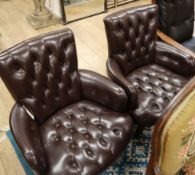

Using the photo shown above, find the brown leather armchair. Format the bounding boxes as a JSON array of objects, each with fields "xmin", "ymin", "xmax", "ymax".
[
  {"xmin": 0, "ymin": 29, "xmax": 134, "ymax": 175},
  {"xmin": 153, "ymin": 0, "xmax": 195, "ymax": 52},
  {"xmin": 104, "ymin": 4, "xmax": 195, "ymax": 131}
]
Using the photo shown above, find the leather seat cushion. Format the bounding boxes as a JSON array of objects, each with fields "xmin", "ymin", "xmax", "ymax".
[
  {"xmin": 40, "ymin": 100, "xmax": 133, "ymax": 175},
  {"xmin": 181, "ymin": 37, "xmax": 195, "ymax": 52},
  {"xmin": 126, "ymin": 64, "xmax": 188, "ymax": 126}
]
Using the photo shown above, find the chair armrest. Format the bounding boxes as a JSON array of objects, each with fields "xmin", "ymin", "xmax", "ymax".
[
  {"xmin": 157, "ymin": 30, "xmax": 195, "ymax": 57},
  {"xmin": 107, "ymin": 59, "xmax": 137, "ymax": 109},
  {"xmin": 10, "ymin": 103, "xmax": 47, "ymax": 173},
  {"xmin": 155, "ymin": 41, "xmax": 195, "ymax": 76},
  {"xmin": 79, "ymin": 69, "xmax": 128, "ymax": 112}
]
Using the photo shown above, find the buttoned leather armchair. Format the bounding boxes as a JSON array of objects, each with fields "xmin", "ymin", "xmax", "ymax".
[
  {"xmin": 153, "ymin": 0, "xmax": 195, "ymax": 52},
  {"xmin": 0, "ymin": 29, "xmax": 134, "ymax": 175},
  {"xmin": 104, "ymin": 4, "xmax": 195, "ymax": 132}
]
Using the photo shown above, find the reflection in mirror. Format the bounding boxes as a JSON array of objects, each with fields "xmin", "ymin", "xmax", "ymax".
[
  {"xmin": 107, "ymin": 0, "xmax": 136, "ymax": 9},
  {"xmin": 61, "ymin": 0, "xmax": 106, "ymax": 23}
]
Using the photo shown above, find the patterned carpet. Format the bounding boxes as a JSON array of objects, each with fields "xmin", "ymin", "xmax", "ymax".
[{"xmin": 6, "ymin": 128, "xmax": 152, "ymax": 175}]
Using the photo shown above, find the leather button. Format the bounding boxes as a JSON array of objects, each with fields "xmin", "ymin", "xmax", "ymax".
[
  {"xmin": 85, "ymin": 149, "xmax": 95, "ymax": 158},
  {"xmin": 55, "ymin": 137, "xmax": 60, "ymax": 142},
  {"xmin": 97, "ymin": 124, "xmax": 103, "ymax": 129},
  {"xmin": 153, "ymin": 104, "xmax": 159, "ymax": 109},
  {"xmin": 82, "ymin": 120, "xmax": 88, "ymax": 125},
  {"xmin": 113, "ymin": 128, "xmax": 120, "ymax": 135},
  {"xmin": 99, "ymin": 138, "xmax": 107, "ymax": 147},
  {"xmin": 69, "ymin": 128, "xmax": 75, "ymax": 133},
  {"xmin": 71, "ymin": 161, "xmax": 78, "ymax": 168},
  {"xmin": 80, "ymin": 129, "xmax": 87, "ymax": 134},
  {"xmin": 66, "ymin": 137, "xmax": 72, "ymax": 143},
  {"xmin": 68, "ymin": 114, "xmax": 74, "ymax": 120},
  {"xmin": 55, "ymin": 122, "xmax": 60, "ymax": 128},
  {"xmin": 84, "ymin": 133, "xmax": 90, "ymax": 139},
  {"xmin": 70, "ymin": 143, "xmax": 76, "ymax": 149}
]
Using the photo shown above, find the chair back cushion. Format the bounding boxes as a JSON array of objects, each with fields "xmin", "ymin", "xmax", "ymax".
[
  {"xmin": 157, "ymin": 0, "xmax": 194, "ymax": 42},
  {"xmin": 0, "ymin": 29, "xmax": 81, "ymax": 123},
  {"xmin": 104, "ymin": 4, "xmax": 158, "ymax": 75}
]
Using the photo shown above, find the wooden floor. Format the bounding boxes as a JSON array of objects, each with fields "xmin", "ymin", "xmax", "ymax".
[{"xmin": 0, "ymin": 0, "xmax": 150, "ymax": 174}]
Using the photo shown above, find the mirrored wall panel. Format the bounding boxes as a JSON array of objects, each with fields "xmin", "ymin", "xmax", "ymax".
[
  {"xmin": 61, "ymin": 0, "xmax": 106, "ymax": 23},
  {"xmin": 107, "ymin": 0, "xmax": 136, "ymax": 9}
]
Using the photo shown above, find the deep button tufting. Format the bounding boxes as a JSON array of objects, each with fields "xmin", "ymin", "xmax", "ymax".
[
  {"xmin": 65, "ymin": 123, "xmax": 72, "ymax": 128},
  {"xmin": 141, "ymin": 76, "xmax": 149, "ymax": 82},
  {"xmin": 55, "ymin": 136, "xmax": 60, "ymax": 142},
  {"xmin": 94, "ymin": 108, "xmax": 102, "ymax": 115},
  {"xmin": 97, "ymin": 123, "xmax": 103, "ymax": 130},
  {"xmin": 55, "ymin": 122, "xmax": 61, "ymax": 128},
  {"xmin": 85, "ymin": 148, "xmax": 95, "ymax": 158},
  {"xmin": 66, "ymin": 137, "xmax": 73, "ymax": 144},
  {"xmin": 69, "ymin": 128, "xmax": 75, "ymax": 134},
  {"xmin": 155, "ymin": 80, "xmax": 162, "ymax": 86},
  {"xmin": 47, "ymin": 48, "xmax": 53, "ymax": 55},
  {"xmin": 80, "ymin": 129, "xmax": 87, "ymax": 134},
  {"xmin": 58, "ymin": 82, "xmax": 64, "ymax": 89},
  {"xmin": 163, "ymin": 96, "xmax": 169, "ymax": 103},
  {"xmin": 13, "ymin": 62, "xmax": 21, "ymax": 71},
  {"xmin": 82, "ymin": 119, "xmax": 89, "ymax": 125},
  {"xmin": 71, "ymin": 160, "xmax": 79, "ymax": 169},
  {"xmin": 68, "ymin": 113, "xmax": 74, "ymax": 120},
  {"xmin": 126, "ymin": 64, "xmax": 188, "ymax": 125},
  {"xmin": 84, "ymin": 133, "xmax": 91, "ymax": 139},
  {"xmin": 70, "ymin": 143, "xmax": 77, "ymax": 149},
  {"xmin": 99, "ymin": 137, "xmax": 108, "ymax": 147},
  {"xmin": 47, "ymin": 72, "xmax": 53, "ymax": 78},
  {"xmin": 44, "ymin": 89, "xmax": 49, "ymax": 95},
  {"xmin": 39, "ymin": 99, "xmax": 133, "ymax": 175},
  {"xmin": 153, "ymin": 104, "xmax": 159, "ymax": 110},
  {"xmin": 172, "ymin": 78, "xmax": 183, "ymax": 86},
  {"xmin": 132, "ymin": 81, "xmax": 139, "ymax": 88},
  {"xmin": 142, "ymin": 84, "xmax": 152, "ymax": 92},
  {"xmin": 112, "ymin": 128, "xmax": 120, "ymax": 136}
]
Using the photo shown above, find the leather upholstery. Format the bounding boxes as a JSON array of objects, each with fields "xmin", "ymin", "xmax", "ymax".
[
  {"xmin": 0, "ymin": 29, "xmax": 134, "ymax": 175},
  {"xmin": 126, "ymin": 64, "xmax": 188, "ymax": 126},
  {"xmin": 156, "ymin": 0, "xmax": 195, "ymax": 52},
  {"xmin": 40, "ymin": 100, "xmax": 132, "ymax": 175},
  {"xmin": 0, "ymin": 29, "xmax": 81, "ymax": 124},
  {"xmin": 104, "ymin": 5, "xmax": 195, "ymax": 127},
  {"xmin": 104, "ymin": 5, "xmax": 157, "ymax": 76}
]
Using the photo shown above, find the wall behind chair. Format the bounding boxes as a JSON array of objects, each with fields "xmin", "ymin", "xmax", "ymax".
[{"xmin": 46, "ymin": 0, "xmax": 62, "ymax": 18}]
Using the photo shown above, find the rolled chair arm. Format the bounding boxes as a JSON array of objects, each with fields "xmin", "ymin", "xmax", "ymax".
[
  {"xmin": 10, "ymin": 103, "xmax": 47, "ymax": 174},
  {"xmin": 106, "ymin": 58, "xmax": 138, "ymax": 109},
  {"xmin": 79, "ymin": 69, "xmax": 128, "ymax": 112},
  {"xmin": 155, "ymin": 41, "xmax": 195, "ymax": 76},
  {"xmin": 157, "ymin": 30, "xmax": 195, "ymax": 57}
]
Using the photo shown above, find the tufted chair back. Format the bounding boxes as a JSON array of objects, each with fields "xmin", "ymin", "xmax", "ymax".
[
  {"xmin": 104, "ymin": 4, "xmax": 158, "ymax": 75},
  {"xmin": 0, "ymin": 29, "xmax": 81, "ymax": 123},
  {"xmin": 156, "ymin": 0, "xmax": 194, "ymax": 43}
]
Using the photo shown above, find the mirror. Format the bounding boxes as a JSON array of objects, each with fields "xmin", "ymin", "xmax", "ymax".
[{"xmin": 60, "ymin": 0, "xmax": 106, "ymax": 23}]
